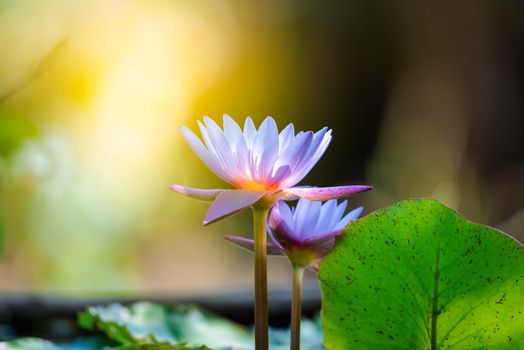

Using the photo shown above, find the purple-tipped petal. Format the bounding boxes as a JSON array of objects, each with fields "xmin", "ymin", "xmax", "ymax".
[
  {"xmin": 302, "ymin": 229, "xmax": 343, "ymax": 253},
  {"xmin": 268, "ymin": 165, "xmax": 291, "ymax": 188},
  {"xmin": 282, "ymin": 185, "xmax": 373, "ymax": 201},
  {"xmin": 273, "ymin": 131, "xmax": 313, "ymax": 176},
  {"xmin": 224, "ymin": 235, "xmax": 284, "ymax": 255},
  {"xmin": 268, "ymin": 204, "xmax": 302, "ymax": 247},
  {"xmin": 204, "ymin": 189, "xmax": 266, "ymax": 225},
  {"xmin": 169, "ymin": 185, "xmax": 223, "ymax": 202}
]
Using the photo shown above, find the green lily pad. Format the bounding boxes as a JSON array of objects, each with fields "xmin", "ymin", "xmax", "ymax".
[
  {"xmin": 0, "ymin": 336, "xmax": 116, "ymax": 350},
  {"xmin": 79, "ymin": 302, "xmax": 324, "ymax": 349},
  {"xmin": 79, "ymin": 303, "xmax": 179, "ymax": 345},
  {"xmin": 114, "ymin": 345, "xmax": 210, "ymax": 350},
  {"xmin": 79, "ymin": 303, "xmax": 252, "ymax": 349},
  {"xmin": 0, "ymin": 338, "xmax": 57, "ymax": 350},
  {"xmin": 320, "ymin": 199, "xmax": 524, "ymax": 349}
]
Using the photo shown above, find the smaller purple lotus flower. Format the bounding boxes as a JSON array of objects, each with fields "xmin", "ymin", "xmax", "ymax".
[
  {"xmin": 226, "ymin": 198, "xmax": 362, "ymax": 269},
  {"xmin": 226, "ymin": 198, "xmax": 362, "ymax": 350}
]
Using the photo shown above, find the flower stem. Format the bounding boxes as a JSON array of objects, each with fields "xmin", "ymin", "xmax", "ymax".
[
  {"xmin": 290, "ymin": 265, "xmax": 304, "ymax": 350},
  {"xmin": 252, "ymin": 206, "xmax": 269, "ymax": 350}
]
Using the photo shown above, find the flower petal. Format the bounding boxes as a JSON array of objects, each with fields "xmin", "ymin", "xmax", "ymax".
[
  {"xmin": 223, "ymin": 115, "xmax": 250, "ymax": 175},
  {"xmin": 278, "ymin": 123, "xmax": 295, "ymax": 153},
  {"xmin": 302, "ymin": 229, "xmax": 342, "ymax": 254},
  {"xmin": 283, "ymin": 128, "xmax": 332, "ymax": 187},
  {"xmin": 345, "ymin": 206, "xmax": 364, "ymax": 221},
  {"xmin": 179, "ymin": 126, "xmax": 231, "ymax": 183},
  {"xmin": 274, "ymin": 131, "xmax": 314, "ymax": 187},
  {"xmin": 169, "ymin": 185, "xmax": 223, "ymax": 202},
  {"xmin": 243, "ymin": 117, "xmax": 257, "ymax": 148},
  {"xmin": 203, "ymin": 117, "xmax": 237, "ymax": 175},
  {"xmin": 316, "ymin": 199, "xmax": 339, "ymax": 231},
  {"xmin": 268, "ymin": 165, "xmax": 291, "ymax": 188},
  {"xmin": 224, "ymin": 235, "xmax": 283, "ymax": 255},
  {"xmin": 268, "ymin": 203, "xmax": 301, "ymax": 245},
  {"xmin": 253, "ymin": 117, "xmax": 279, "ymax": 181},
  {"xmin": 282, "ymin": 185, "xmax": 373, "ymax": 201},
  {"xmin": 204, "ymin": 189, "xmax": 266, "ymax": 225}
]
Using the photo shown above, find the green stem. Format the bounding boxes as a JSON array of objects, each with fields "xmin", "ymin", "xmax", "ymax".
[
  {"xmin": 252, "ymin": 206, "xmax": 269, "ymax": 350},
  {"xmin": 290, "ymin": 265, "xmax": 304, "ymax": 350}
]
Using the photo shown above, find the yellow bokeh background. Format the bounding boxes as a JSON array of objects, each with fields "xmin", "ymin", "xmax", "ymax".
[{"xmin": 0, "ymin": 0, "xmax": 522, "ymax": 296}]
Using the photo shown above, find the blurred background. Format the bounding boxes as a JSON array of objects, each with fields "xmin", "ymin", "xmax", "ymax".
[{"xmin": 0, "ymin": 0, "xmax": 523, "ymax": 296}]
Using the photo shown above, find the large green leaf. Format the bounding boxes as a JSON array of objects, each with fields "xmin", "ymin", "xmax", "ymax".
[{"xmin": 320, "ymin": 199, "xmax": 524, "ymax": 349}]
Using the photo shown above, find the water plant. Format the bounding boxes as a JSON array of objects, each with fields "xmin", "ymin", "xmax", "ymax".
[
  {"xmin": 3, "ymin": 115, "xmax": 524, "ymax": 350},
  {"xmin": 170, "ymin": 115, "xmax": 371, "ymax": 349},
  {"xmin": 226, "ymin": 199, "xmax": 363, "ymax": 349}
]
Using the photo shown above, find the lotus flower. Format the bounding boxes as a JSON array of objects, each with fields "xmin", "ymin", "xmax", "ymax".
[
  {"xmin": 170, "ymin": 115, "xmax": 371, "ymax": 225},
  {"xmin": 226, "ymin": 198, "xmax": 363, "ymax": 268},
  {"xmin": 226, "ymin": 198, "xmax": 363, "ymax": 350}
]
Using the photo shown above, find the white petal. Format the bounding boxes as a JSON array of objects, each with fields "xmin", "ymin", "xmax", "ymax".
[
  {"xmin": 223, "ymin": 115, "xmax": 250, "ymax": 175},
  {"xmin": 317, "ymin": 199, "xmax": 338, "ymax": 231},
  {"xmin": 293, "ymin": 198, "xmax": 311, "ymax": 234},
  {"xmin": 243, "ymin": 117, "xmax": 257, "ymax": 148},
  {"xmin": 169, "ymin": 185, "xmax": 223, "ymax": 202},
  {"xmin": 299, "ymin": 200, "xmax": 322, "ymax": 238},
  {"xmin": 223, "ymin": 114, "xmax": 243, "ymax": 149},
  {"xmin": 268, "ymin": 165, "xmax": 291, "ymax": 188},
  {"xmin": 276, "ymin": 201, "xmax": 294, "ymax": 225},
  {"xmin": 252, "ymin": 117, "xmax": 279, "ymax": 181},
  {"xmin": 278, "ymin": 123, "xmax": 295, "ymax": 154},
  {"xmin": 285, "ymin": 128, "xmax": 331, "ymax": 186},
  {"xmin": 335, "ymin": 206, "xmax": 364, "ymax": 230},
  {"xmin": 203, "ymin": 117, "xmax": 238, "ymax": 176},
  {"xmin": 179, "ymin": 126, "xmax": 231, "ymax": 182},
  {"xmin": 204, "ymin": 189, "xmax": 266, "ymax": 225},
  {"xmin": 197, "ymin": 120, "xmax": 217, "ymax": 154},
  {"xmin": 326, "ymin": 200, "xmax": 347, "ymax": 229},
  {"xmin": 274, "ymin": 131, "xmax": 314, "ymax": 186}
]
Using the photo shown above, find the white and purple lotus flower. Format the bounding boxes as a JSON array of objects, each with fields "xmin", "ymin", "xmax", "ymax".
[
  {"xmin": 170, "ymin": 115, "xmax": 371, "ymax": 224},
  {"xmin": 170, "ymin": 114, "xmax": 371, "ymax": 350},
  {"xmin": 226, "ymin": 199, "xmax": 363, "ymax": 269}
]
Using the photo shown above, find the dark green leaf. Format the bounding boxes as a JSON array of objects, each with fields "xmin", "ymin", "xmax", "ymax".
[{"xmin": 320, "ymin": 199, "xmax": 524, "ymax": 349}]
